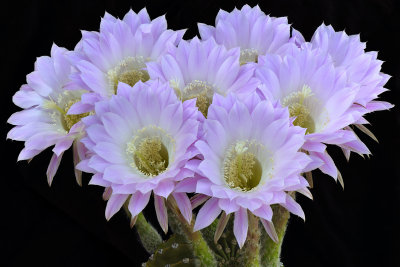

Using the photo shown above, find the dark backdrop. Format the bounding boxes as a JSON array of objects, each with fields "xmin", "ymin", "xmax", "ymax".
[{"xmin": 3, "ymin": 0, "xmax": 400, "ymax": 266}]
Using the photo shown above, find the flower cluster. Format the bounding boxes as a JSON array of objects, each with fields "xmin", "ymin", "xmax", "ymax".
[{"xmin": 8, "ymin": 5, "xmax": 392, "ymax": 252}]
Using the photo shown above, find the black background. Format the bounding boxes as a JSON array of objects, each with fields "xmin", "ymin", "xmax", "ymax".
[{"xmin": 3, "ymin": 0, "xmax": 400, "ymax": 266}]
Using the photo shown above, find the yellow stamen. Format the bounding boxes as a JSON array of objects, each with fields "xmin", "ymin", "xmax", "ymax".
[
  {"xmin": 107, "ymin": 56, "xmax": 149, "ymax": 94},
  {"xmin": 114, "ymin": 69, "xmax": 150, "ymax": 93},
  {"xmin": 224, "ymin": 141, "xmax": 262, "ymax": 191},
  {"xmin": 63, "ymin": 100, "xmax": 90, "ymax": 130},
  {"xmin": 126, "ymin": 126, "xmax": 174, "ymax": 177},
  {"xmin": 132, "ymin": 137, "xmax": 169, "ymax": 176},
  {"xmin": 240, "ymin": 48, "xmax": 259, "ymax": 65},
  {"xmin": 179, "ymin": 80, "xmax": 214, "ymax": 117},
  {"xmin": 44, "ymin": 98, "xmax": 89, "ymax": 131},
  {"xmin": 282, "ymin": 85, "xmax": 316, "ymax": 134}
]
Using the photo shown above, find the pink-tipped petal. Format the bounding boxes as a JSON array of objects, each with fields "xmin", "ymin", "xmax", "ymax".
[
  {"xmin": 193, "ymin": 198, "xmax": 221, "ymax": 231},
  {"xmin": 281, "ymin": 195, "xmax": 305, "ymax": 220},
  {"xmin": 105, "ymin": 194, "xmax": 129, "ymax": 221},
  {"xmin": 154, "ymin": 195, "xmax": 168, "ymax": 234},
  {"xmin": 252, "ymin": 205, "xmax": 273, "ymax": 221},
  {"xmin": 314, "ymin": 151, "xmax": 338, "ymax": 179},
  {"xmin": 153, "ymin": 181, "xmax": 175, "ymax": 199},
  {"xmin": 218, "ymin": 198, "xmax": 240, "ymax": 214},
  {"xmin": 233, "ymin": 207, "xmax": 249, "ymax": 248},
  {"xmin": 190, "ymin": 194, "xmax": 210, "ymax": 210},
  {"xmin": 172, "ymin": 192, "xmax": 192, "ymax": 223},
  {"xmin": 175, "ymin": 177, "xmax": 198, "ymax": 193},
  {"xmin": 46, "ymin": 152, "xmax": 64, "ymax": 186},
  {"xmin": 260, "ymin": 218, "xmax": 278, "ymax": 243},
  {"xmin": 128, "ymin": 191, "xmax": 151, "ymax": 217}
]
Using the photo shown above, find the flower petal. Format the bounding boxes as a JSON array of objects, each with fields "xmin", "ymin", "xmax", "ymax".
[
  {"xmin": 172, "ymin": 192, "xmax": 192, "ymax": 223},
  {"xmin": 233, "ymin": 207, "xmax": 249, "ymax": 248},
  {"xmin": 154, "ymin": 195, "xmax": 168, "ymax": 234},
  {"xmin": 128, "ymin": 191, "xmax": 151, "ymax": 217},
  {"xmin": 260, "ymin": 218, "xmax": 278, "ymax": 243},
  {"xmin": 46, "ymin": 152, "xmax": 64, "ymax": 186},
  {"xmin": 153, "ymin": 181, "xmax": 175, "ymax": 199},
  {"xmin": 280, "ymin": 194, "xmax": 305, "ymax": 220},
  {"xmin": 193, "ymin": 198, "xmax": 221, "ymax": 231},
  {"xmin": 105, "ymin": 194, "xmax": 129, "ymax": 220}
]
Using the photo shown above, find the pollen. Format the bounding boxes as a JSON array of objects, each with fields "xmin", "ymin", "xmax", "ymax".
[
  {"xmin": 44, "ymin": 97, "xmax": 89, "ymax": 132},
  {"xmin": 130, "ymin": 137, "xmax": 169, "ymax": 176},
  {"xmin": 240, "ymin": 48, "xmax": 259, "ymax": 65},
  {"xmin": 181, "ymin": 80, "xmax": 214, "ymax": 117},
  {"xmin": 116, "ymin": 69, "xmax": 150, "ymax": 92},
  {"xmin": 107, "ymin": 56, "xmax": 149, "ymax": 94},
  {"xmin": 224, "ymin": 141, "xmax": 262, "ymax": 191},
  {"xmin": 282, "ymin": 85, "xmax": 316, "ymax": 134},
  {"xmin": 63, "ymin": 100, "xmax": 90, "ymax": 131},
  {"xmin": 126, "ymin": 126, "xmax": 174, "ymax": 177}
]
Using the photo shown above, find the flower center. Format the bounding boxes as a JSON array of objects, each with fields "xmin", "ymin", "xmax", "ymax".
[
  {"xmin": 63, "ymin": 100, "xmax": 90, "ymax": 130},
  {"xmin": 240, "ymin": 48, "xmax": 259, "ymax": 65},
  {"xmin": 223, "ymin": 141, "xmax": 263, "ymax": 192},
  {"xmin": 126, "ymin": 126, "xmax": 175, "ymax": 177},
  {"xmin": 180, "ymin": 80, "xmax": 215, "ymax": 117},
  {"xmin": 43, "ymin": 92, "xmax": 89, "ymax": 132},
  {"xmin": 107, "ymin": 56, "xmax": 150, "ymax": 94},
  {"xmin": 282, "ymin": 85, "xmax": 316, "ymax": 134},
  {"xmin": 133, "ymin": 137, "xmax": 169, "ymax": 176}
]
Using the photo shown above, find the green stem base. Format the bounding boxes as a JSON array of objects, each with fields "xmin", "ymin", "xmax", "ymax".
[
  {"xmin": 166, "ymin": 197, "xmax": 217, "ymax": 266},
  {"xmin": 237, "ymin": 212, "xmax": 261, "ymax": 267},
  {"xmin": 261, "ymin": 205, "xmax": 290, "ymax": 267}
]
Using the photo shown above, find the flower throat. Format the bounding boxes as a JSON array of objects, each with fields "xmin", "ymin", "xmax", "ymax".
[
  {"xmin": 63, "ymin": 100, "xmax": 90, "ymax": 130},
  {"xmin": 179, "ymin": 80, "xmax": 214, "ymax": 117},
  {"xmin": 108, "ymin": 56, "xmax": 150, "ymax": 94},
  {"xmin": 224, "ymin": 142, "xmax": 262, "ymax": 191},
  {"xmin": 282, "ymin": 85, "xmax": 316, "ymax": 134},
  {"xmin": 126, "ymin": 126, "xmax": 174, "ymax": 177},
  {"xmin": 240, "ymin": 48, "xmax": 259, "ymax": 65},
  {"xmin": 44, "ymin": 98, "xmax": 90, "ymax": 131},
  {"xmin": 132, "ymin": 137, "xmax": 169, "ymax": 177}
]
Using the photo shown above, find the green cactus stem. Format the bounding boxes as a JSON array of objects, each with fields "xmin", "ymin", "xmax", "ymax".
[
  {"xmin": 145, "ymin": 234, "xmax": 198, "ymax": 267},
  {"xmin": 236, "ymin": 212, "xmax": 261, "ymax": 267},
  {"xmin": 166, "ymin": 196, "xmax": 217, "ymax": 266},
  {"xmin": 260, "ymin": 204, "xmax": 290, "ymax": 267},
  {"xmin": 122, "ymin": 202, "xmax": 162, "ymax": 254}
]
